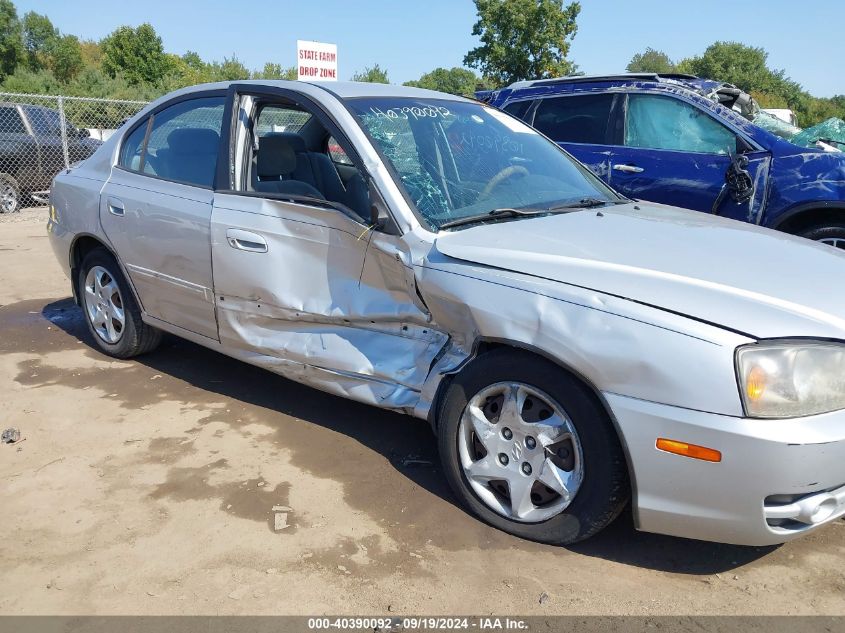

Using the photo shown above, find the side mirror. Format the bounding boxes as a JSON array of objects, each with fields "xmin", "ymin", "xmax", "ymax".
[{"xmin": 370, "ymin": 203, "xmax": 384, "ymax": 229}]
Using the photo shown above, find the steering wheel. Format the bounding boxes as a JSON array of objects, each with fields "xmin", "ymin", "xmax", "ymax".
[{"xmin": 477, "ymin": 165, "xmax": 529, "ymax": 202}]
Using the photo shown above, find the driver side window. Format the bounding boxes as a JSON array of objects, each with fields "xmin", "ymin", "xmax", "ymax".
[{"xmin": 625, "ymin": 94, "xmax": 737, "ymax": 155}]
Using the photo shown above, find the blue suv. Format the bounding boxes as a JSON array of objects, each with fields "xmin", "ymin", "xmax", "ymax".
[{"xmin": 483, "ymin": 73, "xmax": 845, "ymax": 247}]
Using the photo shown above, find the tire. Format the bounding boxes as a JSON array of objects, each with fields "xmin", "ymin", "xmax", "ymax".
[
  {"xmin": 0, "ymin": 173, "xmax": 20, "ymax": 213},
  {"xmin": 437, "ymin": 349, "xmax": 629, "ymax": 545},
  {"xmin": 78, "ymin": 248, "xmax": 162, "ymax": 358},
  {"xmin": 796, "ymin": 223, "xmax": 845, "ymax": 250}
]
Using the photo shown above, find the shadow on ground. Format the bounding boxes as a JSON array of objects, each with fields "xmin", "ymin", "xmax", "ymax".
[{"xmin": 23, "ymin": 297, "xmax": 779, "ymax": 573}]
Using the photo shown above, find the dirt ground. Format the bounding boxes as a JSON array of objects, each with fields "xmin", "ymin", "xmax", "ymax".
[{"xmin": 1, "ymin": 206, "xmax": 844, "ymax": 616}]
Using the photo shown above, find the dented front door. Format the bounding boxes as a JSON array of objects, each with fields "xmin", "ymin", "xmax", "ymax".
[{"xmin": 210, "ymin": 193, "xmax": 447, "ymax": 409}]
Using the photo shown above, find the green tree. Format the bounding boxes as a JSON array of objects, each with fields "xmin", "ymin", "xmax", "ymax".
[
  {"xmin": 22, "ymin": 11, "xmax": 57, "ymax": 70},
  {"xmin": 678, "ymin": 42, "xmax": 803, "ymax": 104},
  {"xmin": 0, "ymin": 0, "xmax": 22, "ymax": 80},
  {"xmin": 626, "ymin": 47, "xmax": 675, "ymax": 74},
  {"xmin": 209, "ymin": 54, "xmax": 250, "ymax": 81},
  {"xmin": 79, "ymin": 39, "xmax": 103, "ymax": 69},
  {"xmin": 181, "ymin": 50, "xmax": 205, "ymax": 71},
  {"xmin": 252, "ymin": 62, "xmax": 296, "ymax": 80},
  {"xmin": 351, "ymin": 64, "xmax": 389, "ymax": 83},
  {"xmin": 49, "ymin": 34, "xmax": 83, "ymax": 82},
  {"xmin": 101, "ymin": 23, "xmax": 170, "ymax": 84},
  {"xmin": 404, "ymin": 67, "xmax": 482, "ymax": 96},
  {"xmin": 0, "ymin": 66, "xmax": 61, "ymax": 94},
  {"xmin": 677, "ymin": 41, "xmax": 812, "ymax": 123},
  {"xmin": 464, "ymin": 0, "xmax": 580, "ymax": 86}
]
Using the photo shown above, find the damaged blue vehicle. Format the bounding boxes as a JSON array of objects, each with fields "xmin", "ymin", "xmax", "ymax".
[{"xmin": 482, "ymin": 74, "xmax": 845, "ymax": 247}]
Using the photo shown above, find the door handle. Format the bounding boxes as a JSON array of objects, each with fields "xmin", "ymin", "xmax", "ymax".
[
  {"xmin": 226, "ymin": 229, "xmax": 268, "ymax": 253},
  {"xmin": 613, "ymin": 164, "xmax": 644, "ymax": 174},
  {"xmin": 107, "ymin": 197, "xmax": 125, "ymax": 216}
]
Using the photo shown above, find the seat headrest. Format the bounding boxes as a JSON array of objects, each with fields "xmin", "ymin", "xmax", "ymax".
[
  {"xmin": 166, "ymin": 128, "xmax": 220, "ymax": 156},
  {"xmin": 263, "ymin": 132, "xmax": 306, "ymax": 154},
  {"xmin": 257, "ymin": 134, "xmax": 297, "ymax": 178}
]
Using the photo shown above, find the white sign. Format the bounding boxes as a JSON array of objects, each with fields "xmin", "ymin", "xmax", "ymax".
[{"xmin": 297, "ymin": 40, "xmax": 338, "ymax": 81}]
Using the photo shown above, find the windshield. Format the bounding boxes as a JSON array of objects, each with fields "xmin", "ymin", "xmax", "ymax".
[{"xmin": 346, "ymin": 97, "xmax": 621, "ymax": 230}]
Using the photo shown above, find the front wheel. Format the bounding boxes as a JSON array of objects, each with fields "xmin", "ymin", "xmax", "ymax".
[
  {"xmin": 797, "ymin": 223, "xmax": 845, "ymax": 250},
  {"xmin": 438, "ymin": 349, "xmax": 629, "ymax": 544},
  {"xmin": 78, "ymin": 248, "xmax": 162, "ymax": 358}
]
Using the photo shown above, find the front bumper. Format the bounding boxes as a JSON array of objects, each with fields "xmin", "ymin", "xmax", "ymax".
[{"xmin": 606, "ymin": 392, "xmax": 845, "ymax": 545}]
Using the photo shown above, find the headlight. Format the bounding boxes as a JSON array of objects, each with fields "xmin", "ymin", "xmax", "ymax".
[{"xmin": 736, "ymin": 341, "xmax": 845, "ymax": 418}]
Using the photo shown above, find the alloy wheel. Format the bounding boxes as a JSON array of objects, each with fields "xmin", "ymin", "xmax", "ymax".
[
  {"xmin": 0, "ymin": 180, "xmax": 17, "ymax": 213},
  {"xmin": 457, "ymin": 381, "xmax": 584, "ymax": 523},
  {"xmin": 83, "ymin": 265, "xmax": 125, "ymax": 344},
  {"xmin": 819, "ymin": 237, "xmax": 845, "ymax": 250}
]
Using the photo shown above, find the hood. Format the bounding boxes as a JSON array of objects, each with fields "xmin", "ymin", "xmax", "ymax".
[{"xmin": 433, "ymin": 203, "xmax": 845, "ymax": 340}]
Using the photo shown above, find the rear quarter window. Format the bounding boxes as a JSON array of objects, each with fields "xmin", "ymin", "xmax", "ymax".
[
  {"xmin": 502, "ymin": 100, "xmax": 533, "ymax": 121},
  {"xmin": 119, "ymin": 119, "xmax": 148, "ymax": 171}
]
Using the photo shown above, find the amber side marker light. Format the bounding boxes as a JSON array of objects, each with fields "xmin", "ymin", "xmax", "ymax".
[{"xmin": 656, "ymin": 438, "xmax": 722, "ymax": 463}]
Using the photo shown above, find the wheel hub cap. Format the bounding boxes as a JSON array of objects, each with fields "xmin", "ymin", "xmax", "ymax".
[
  {"xmin": 83, "ymin": 266, "xmax": 125, "ymax": 344},
  {"xmin": 0, "ymin": 182, "xmax": 16, "ymax": 213},
  {"xmin": 457, "ymin": 381, "xmax": 584, "ymax": 523}
]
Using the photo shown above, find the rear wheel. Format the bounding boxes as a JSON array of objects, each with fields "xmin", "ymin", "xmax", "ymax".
[
  {"xmin": 796, "ymin": 223, "xmax": 845, "ymax": 250},
  {"xmin": 437, "ymin": 349, "xmax": 629, "ymax": 544},
  {"xmin": 78, "ymin": 248, "xmax": 161, "ymax": 358}
]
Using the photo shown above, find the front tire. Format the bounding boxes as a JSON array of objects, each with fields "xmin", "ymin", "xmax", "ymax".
[
  {"xmin": 437, "ymin": 349, "xmax": 629, "ymax": 544},
  {"xmin": 78, "ymin": 248, "xmax": 161, "ymax": 358}
]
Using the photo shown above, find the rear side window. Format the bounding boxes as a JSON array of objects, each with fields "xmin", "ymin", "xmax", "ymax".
[
  {"xmin": 533, "ymin": 94, "xmax": 614, "ymax": 144},
  {"xmin": 0, "ymin": 107, "xmax": 26, "ymax": 134},
  {"xmin": 502, "ymin": 100, "xmax": 533, "ymax": 121},
  {"xmin": 143, "ymin": 97, "xmax": 225, "ymax": 187},
  {"xmin": 625, "ymin": 94, "xmax": 736, "ymax": 154}
]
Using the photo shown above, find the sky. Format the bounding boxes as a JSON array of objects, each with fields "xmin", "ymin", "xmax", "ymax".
[{"xmin": 20, "ymin": 1, "xmax": 845, "ymax": 97}]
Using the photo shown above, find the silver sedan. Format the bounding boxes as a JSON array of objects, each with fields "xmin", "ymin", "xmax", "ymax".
[{"xmin": 47, "ymin": 80, "xmax": 845, "ymax": 546}]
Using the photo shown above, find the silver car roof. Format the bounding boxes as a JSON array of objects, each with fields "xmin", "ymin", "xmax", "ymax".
[{"xmin": 151, "ymin": 80, "xmax": 473, "ymax": 104}]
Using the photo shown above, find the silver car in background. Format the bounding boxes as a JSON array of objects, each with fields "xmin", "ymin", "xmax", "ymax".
[{"xmin": 47, "ymin": 80, "xmax": 845, "ymax": 546}]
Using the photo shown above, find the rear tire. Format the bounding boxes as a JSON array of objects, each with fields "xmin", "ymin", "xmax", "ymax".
[
  {"xmin": 797, "ymin": 223, "xmax": 845, "ymax": 250},
  {"xmin": 0, "ymin": 173, "xmax": 20, "ymax": 213},
  {"xmin": 437, "ymin": 349, "xmax": 629, "ymax": 545},
  {"xmin": 78, "ymin": 248, "xmax": 161, "ymax": 358}
]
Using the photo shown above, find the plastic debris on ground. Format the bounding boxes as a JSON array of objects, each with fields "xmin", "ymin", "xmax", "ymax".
[
  {"xmin": 2, "ymin": 428, "xmax": 21, "ymax": 444},
  {"xmin": 272, "ymin": 505, "xmax": 291, "ymax": 531}
]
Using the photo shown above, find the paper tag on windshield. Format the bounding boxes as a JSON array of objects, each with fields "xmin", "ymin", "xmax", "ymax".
[{"xmin": 484, "ymin": 107, "xmax": 537, "ymax": 134}]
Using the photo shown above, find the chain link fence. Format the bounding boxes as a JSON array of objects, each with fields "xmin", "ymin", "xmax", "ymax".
[{"xmin": 0, "ymin": 92, "xmax": 149, "ymax": 213}]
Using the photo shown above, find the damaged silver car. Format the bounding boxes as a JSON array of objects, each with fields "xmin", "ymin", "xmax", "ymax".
[{"xmin": 47, "ymin": 81, "xmax": 845, "ymax": 546}]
